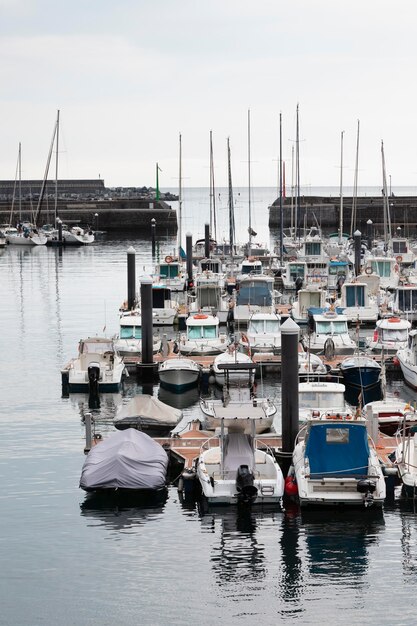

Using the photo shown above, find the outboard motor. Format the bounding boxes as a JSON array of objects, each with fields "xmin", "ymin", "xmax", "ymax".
[
  {"xmin": 88, "ymin": 362, "xmax": 101, "ymax": 396},
  {"xmin": 356, "ymin": 478, "xmax": 376, "ymax": 507},
  {"xmin": 236, "ymin": 465, "xmax": 258, "ymax": 504}
]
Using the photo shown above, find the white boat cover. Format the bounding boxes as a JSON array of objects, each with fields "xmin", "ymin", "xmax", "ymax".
[
  {"xmin": 224, "ymin": 433, "xmax": 254, "ymax": 472},
  {"xmin": 114, "ymin": 394, "xmax": 182, "ymax": 428},
  {"xmin": 80, "ymin": 428, "xmax": 168, "ymax": 491}
]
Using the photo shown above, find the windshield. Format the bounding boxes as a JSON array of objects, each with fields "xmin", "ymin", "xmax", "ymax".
[
  {"xmin": 371, "ymin": 261, "xmax": 391, "ymax": 277},
  {"xmin": 398, "ymin": 290, "xmax": 417, "ymax": 311},
  {"xmin": 316, "ymin": 320, "xmax": 348, "ymax": 335},
  {"xmin": 188, "ymin": 325, "xmax": 217, "ymax": 339},
  {"xmin": 241, "ymin": 264, "xmax": 262, "ymax": 275},
  {"xmin": 159, "ymin": 264, "xmax": 179, "ymax": 278},
  {"xmin": 82, "ymin": 341, "xmax": 114, "ymax": 354},
  {"xmin": 237, "ymin": 281, "xmax": 272, "ymax": 306},
  {"xmin": 382, "ymin": 328, "xmax": 408, "ymax": 342},
  {"xmin": 299, "ymin": 391, "xmax": 345, "ymax": 409}
]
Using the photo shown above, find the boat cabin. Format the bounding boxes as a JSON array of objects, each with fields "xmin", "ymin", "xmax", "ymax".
[
  {"xmin": 157, "ymin": 260, "xmax": 181, "ymax": 279},
  {"xmin": 306, "ymin": 308, "xmax": 355, "ymax": 355},
  {"xmin": 186, "ymin": 314, "xmax": 219, "ymax": 339},
  {"xmin": 198, "ymin": 258, "xmax": 223, "ymax": 274},
  {"xmin": 236, "ymin": 277, "xmax": 274, "ymax": 307},
  {"xmin": 152, "ymin": 286, "xmax": 173, "ymax": 308},
  {"xmin": 327, "ymin": 260, "xmax": 350, "ymax": 291},
  {"xmin": 299, "ymin": 382, "xmax": 346, "ymax": 416},
  {"xmin": 239, "ymin": 258, "xmax": 263, "ymax": 276},
  {"xmin": 293, "ymin": 287, "xmax": 327, "ymax": 323},
  {"xmin": 285, "ymin": 261, "xmax": 307, "ymax": 287},
  {"xmin": 368, "ymin": 316, "xmax": 411, "ymax": 353},
  {"xmin": 364, "ymin": 257, "xmax": 399, "ymax": 289},
  {"xmin": 119, "ymin": 315, "xmax": 142, "ymax": 339},
  {"xmin": 393, "ymin": 285, "xmax": 417, "ymax": 319},
  {"xmin": 247, "ymin": 313, "xmax": 281, "ymax": 335}
]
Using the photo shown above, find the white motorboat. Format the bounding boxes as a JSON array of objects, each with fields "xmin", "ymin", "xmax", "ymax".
[
  {"xmin": 188, "ymin": 270, "xmax": 229, "ymax": 324},
  {"xmin": 80, "ymin": 428, "xmax": 168, "ymax": 492},
  {"xmin": 299, "ymin": 381, "xmax": 351, "ymax": 423},
  {"xmin": 363, "ymin": 256, "xmax": 399, "ymax": 290},
  {"xmin": 298, "ymin": 350, "xmax": 328, "ymax": 379},
  {"xmin": 158, "ymin": 357, "xmax": 201, "ymax": 391},
  {"xmin": 291, "ymin": 415, "xmax": 386, "ymax": 507},
  {"xmin": 114, "ymin": 394, "xmax": 182, "ymax": 434},
  {"xmin": 179, "ymin": 313, "xmax": 228, "ymax": 356},
  {"xmin": 397, "ymin": 329, "xmax": 417, "ymax": 390},
  {"xmin": 61, "ymin": 337, "xmax": 126, "ymax": 393},
  {"xmin": 337, "ymin": 281, "xmax": 379, "ymax": 323},
  {"xmin": 54, "ymin": 225, "xmax": 94, "ymax": 245},
  {"xmin": 154, "ymin": 256, "xmax": 186, "ymax": 292},
  {"xmin": 197, "ymin": 426, "xmax": 284, "ymax": 505},
  {"xmin": 394, "ymin": 425, "xmax": 417, "ymax": 498},
  {"xmin": 150, "ymin": 285, "xmax": 179, "ymax": 325},
  {"xmin": 213, "ymin": 347, "xmax": 256, "ymax": 387},
  {"xmin": 200, "ymin": 378, "xmax": 276, "ymax": 435},
  {"xmin": 363, "ymin": 399, "xmax": 417, "ymax": 436},
  {"xmin": 114, "ymin": 312, "xmax": 161, "ymax": 358},
  {"xmin": 390, "ymin": 284, "xmax": 417, "ymax": 321},
  {"xmin": 232, "ymin": 274, "xmax": 279, "ymax": 323},
  {"xmin": 303, "ymin": 308, "xmax": 356, "ymax": 356},
  {"xmin": 239, "ymin": 311, "xmax": 282, "ymax": 355},
  {"xmin": 366, "ymin": 316, "xmax": 411, "ymax": 355}
]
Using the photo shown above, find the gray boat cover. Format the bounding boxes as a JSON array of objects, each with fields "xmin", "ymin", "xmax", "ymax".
[
  {"xmin": 114, "ymin": 394, "xmax": 182, "ymax": 429},
  {"xmin": 224, "ymin": 433, "xmax": 255, "ymax": 472},
  {"xmin": 80, "ymin": 428, "xmax": 168, "ymax": 491}
]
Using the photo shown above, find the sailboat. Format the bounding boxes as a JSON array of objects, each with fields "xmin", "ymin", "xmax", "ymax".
[{"xmin": 7, "ymin": 143, "xmax": 47, "ymax": 246}]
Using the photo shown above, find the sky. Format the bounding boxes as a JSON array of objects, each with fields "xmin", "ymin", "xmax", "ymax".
[{"xmin": 1, "ymin": 0, "xmax": 417, "ymax": 191}]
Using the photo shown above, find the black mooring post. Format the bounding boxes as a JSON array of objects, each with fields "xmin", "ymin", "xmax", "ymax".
[
  {"xmin": 127, "ymin": 246, "xmax": 136, "ymax": 310},
  {"xmin": 58, "ymin": 219, "xmax": 63, "ymax": 243},
  {"xmin": 354, "ymin": 230, "xmax": 362, "ymax": 277},
  {"xmin": 367, "ymin": 220, "xmax": 373, "ymax": 253},
  {"xmin": 281, "ymin": 318, "xmax": 300, "ymax": 476},
  {"xmin": 186, "ymin": 232, "xmax": 193, "ymax": 290},
  {"xmin": 151, "ymin": 218, "xmax": 156, "ymax": 258},
  {"xmin": 204, "ymin": 223, "xmax": 210, "ymax": 259},
  {"xmin": 138, "ymin": 275, "xmax": 156, "ymax": 383}
]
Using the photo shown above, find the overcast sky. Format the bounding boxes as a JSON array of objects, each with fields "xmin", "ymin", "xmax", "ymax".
[{"xmin": 1, "ymin": 0, "xmax": 417, "ymax": 190}]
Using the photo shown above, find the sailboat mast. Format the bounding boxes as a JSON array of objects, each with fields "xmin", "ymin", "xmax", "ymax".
[
  {"xmin": 351, "ymin": 120, "xmax": 360, "ymax": 237},
  {"xmin": 279, "ymin": 112, "xmax": 284, "ymax": 264},
  {"xmin": 247, "ymin": 108, "xmax": 252, "ymax": 253},
  {"xmin": 227, "ymin": 137, "xmax": 235, "ymax": 258},
  {"xmin": 54, "ymin": 110, "xmax": 60, "ymax": 223},
  {"xmin": 18, "ymin": 142, "xmax": 22, "ymax": 222},
  {"xmin": 290, "ymin": 145, "xmax": 294, "ymax": 235},
  {"xmin": 209, "ymin": 130, "xmax": 218, "ymax": 243},
  {"xmin": 177, "ymin": 133, "xmax": 182, "ymax": 259},
  {"xmin": 381, "ymin": 140, "xmax": 392, "ymax": 247},
  {"xmin": 339, "ymin": 130, "xmax": 344, "ymax": 244},
  {"xmin": 295, "ymin": 103, "xmax": 300, "ymax": 238},
  {"xmin": 35, "ymin": 115, "xmax": 57, "ymax": 227}
]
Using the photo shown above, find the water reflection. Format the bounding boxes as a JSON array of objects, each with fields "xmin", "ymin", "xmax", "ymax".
[
  {"xmin": 80, "ymin": 489, "xmax": 168, "ymax": 531},
  {"xmin": 158, "ymin": 385, "xmax": 200, "ymax": 410},
  {"xmin": 301, "ymin": 508, "xmax": 384, "ymax": 582},
  {"xmin": 201, "ymin": 506, "xmax": 281, "ymax": 590}
]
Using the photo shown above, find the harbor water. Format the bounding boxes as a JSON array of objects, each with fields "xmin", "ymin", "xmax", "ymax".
[{"xmin": 1, "ymin": 187, "xmax": 417, "ymax": 625}]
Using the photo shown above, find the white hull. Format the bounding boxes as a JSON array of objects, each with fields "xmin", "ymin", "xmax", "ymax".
[
  {"xmin": 158, "ymin": 359, "xmax": 200, "ymax": 389},
  {"xmin": 7, "ymin": 233, "xmax": 47, "ymax": 246},
  {"xmin": 179, "ymin": 339, "xmax": 227, "ymax": 356},
  {"xmin": 62, "ymin": 230, "xmax": 95, "ymax": 245},
  {"xmin": 397, "ymin": 351, "xmax": 417, "ymax": 390}
]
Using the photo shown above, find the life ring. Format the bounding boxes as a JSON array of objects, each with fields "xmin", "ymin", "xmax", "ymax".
[
  {"xmin": 388, "ymin": 316, "xmax": 401, "ymax": 323},
  {"xmin": 396, "ymin": 255, "xmax": 403, "ymax": 263},
  {"xmin": 194, "ymin": 314, "xmax": 208, "ymax": 319},
  {"xmin": 165, "ymin": 255, "xmax": 173, "ymax": 263},
  {"xmin": 365, "ymin": 266, "xmax": 373, "ymax": 275},
  {"xmin": 248, "ymin": 256, "xmax": 255, "ymax": 262}
]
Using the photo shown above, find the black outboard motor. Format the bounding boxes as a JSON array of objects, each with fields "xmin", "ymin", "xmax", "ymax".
[
  {"xmin": 356, "ymin": 478, "xmax": 376, "ymax": 507},
  {"xmin": 236, "ymin": 465, "xmax": 258, "ymax": 504},
  {"xmin": 88, "ymin": 362, "xmax": 100, "ymax": 395}
]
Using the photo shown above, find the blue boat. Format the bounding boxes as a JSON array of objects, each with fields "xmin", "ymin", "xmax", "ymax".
[{"xmin": 340, "ymin": 355, "xmax": 382, "ymax": 406}]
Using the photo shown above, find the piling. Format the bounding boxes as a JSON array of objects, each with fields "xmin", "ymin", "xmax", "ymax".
[
  {"xmin": 204, "ymin": 223, "xmax": 210, "ymax": 258},
  {"xmin": 137, "ymin": 275, "xmax": 157, "ymax": 382},
  {"xmin": 367, "ymin": 220, "xmax": 373, "ymax": 252},
  {"xmin": 127, "ymin": 246, "xmax": 136, "ymax": 310},
  {"xmin": 280, "ymin": 318, "xmax": 300, "ymax": 475},
  {"xmin": 84, "ymin": 413, "xmax": 93, "ymax": 453},
  {"xmin": 57, "ymin": 219, "xmax": 63, "ymax": 243},
  {"xmin": 354, "ymin": 230, "xmax": 361, "ymax": 276},
  {"xmin": 151, "ymin": 218, "xmax": 156, "ymax": 257},
  {"xmin": 186, "ymin": 232, "xmax": 193, "ymax": 290}
]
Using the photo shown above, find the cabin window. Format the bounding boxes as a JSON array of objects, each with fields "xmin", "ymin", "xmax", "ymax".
[
  {"xmin": 198, "ymin": 287, "xmax": 219, "ymax": 308},
  {"xmin": 305, "ymin": 242, "xmax": 321, "ymax": 256},
  {"xmin": 316, "ymin": 321, "xmax": 332, "ymax": 335},
  {"xmin": 299, "ymin": 391, "xmax": 345, "ymax": 409},
  {"xmin": 83, "ymin": 341, "xmax": 114, "ymax": 353},
  {"xmin": 203, "ymin": 325, "xmax": 217, "ymax": 338},
  {"xmin": 188, "ymin": 326, "xmax": 202, "ymax": 339},
  {"xmin": 371, "ymin": 261, "xmax": 391, "ymax": 277},
  {"xmin": 265, "ymin": 320, "xmax": 280, "ymax": 333},
  {"xmin": 382, "ymin": 328, "xmax": 408, "ymax": 342},
  {"xmin": 159, "ymin": 264, "xmax": 179, "ymax": 278},
  {"xmin": 201, "ymin": 261, "xmax": 220, "ymax": 273},
  {"xmin": 237, "ymin": 282, "xmax": 272, "ymax": 306},
  {"xmin": 241, "ymin": 264, "xmax": 262, "ymax": 275},
  {"xmin": 120, "ymin": 326, "xmax": 141, "ymax": 339},
  {"xmin": 316, "ymin": 320, "xmax": 347, "ymax": 335},
  {"xmin": 393, "ymin": 241, "xmax": 407, "ymax": 254},
  {"xmin": 249, "ymin": 320, "xmax": 265, "ymax": 334},
  {"xmin": 345, "ymin": 285, "xmax": 365, "ymax": 307},
  {"xmin": 326, "ymin": 428, "xmax": 350, "ymax": 444},
  {"xmin": 188, "ymin": 325, "xmax": 217, "ymax": 339},
  {"xmin": 289, "ymin": 264, "xmax": 305, "ymax": 279},
  {"xmin": 398, "ymin": 290, "xmax": 417, "ymax": 311}
]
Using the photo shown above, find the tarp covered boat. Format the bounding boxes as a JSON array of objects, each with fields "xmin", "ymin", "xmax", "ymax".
[{"xmin": 114, "ymin": 394, "xmax": 182, "ymax": 434}]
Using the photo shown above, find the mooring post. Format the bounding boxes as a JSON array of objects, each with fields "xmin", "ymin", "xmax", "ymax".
[
  {"xmin": 204, "ymin": 223, "xmax": 210, "ymax": 259},
  {"xmin": 138, "ymin": 275, "xmax": 156, "ymax": 382},
  {"xmin": 84, "ymin": 413, "xmax": 93, "ymax": 453},
  {"xmin": 281, "ymin": 318, "xmax": 300, "ymax": 476},
  {"xmin": 57, "ymin": 218, "xmax": 63, "ymax": 243},
  {"xmin": 151, "ymin": 218, "xmax": 156, "ymax": 257},
  {"xmin": 367, "ymin": 219, "xmax": 373, "ymax": 253},
  {"xmin": 186, "ymin": 232, "xmax": 193, "ymax": 290},
  {"xmin": 354, "ymin": 230, "xmax": 362, "ymax": 276},
  {"xmin": 127, "ymin": 246, "xmax": 136, "ymax": 310}
]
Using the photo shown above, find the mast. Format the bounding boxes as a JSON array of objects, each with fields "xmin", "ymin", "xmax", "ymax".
[
  {"xmin": 381, "ymin": 140, "xmax": 392, "ymax": 249},
  {"xmin": 295, "ymin": 103, "xmax": 300, "ymax": 239},
  {"xmin": 227, "ymin": 137, "xmax": 235, "ymax": 259},
  {"xmin": 290, "ymin": 145, "xmax": 294, "ymax": 235},
  {"xmin": 209, "ymin": 130, "xmax": 217, "ymax": 243},
  {"xmin": 18, "ymin": 142, "xmax": 22, "ymax": 222},
  {"xmin": 54, "ymin": 109, "xmax": 60, "ymax": 223},
  {"xmin": 279, "ymin": 112, "xmax": 284, "ymax": 264},
  {"xmin": 350, "ymin": 120, "xmax": 360, "ymax": 237},
  {"xmin": 339, "ymin": 130, "xmax": 344, "ymax": 244},
  {"xmin": 247, "ymin": 108, "xmax": 252, "ymax": 253},
  {"xmin": 178, "ymin": 133, "xmax": 182, "ymax": 259},
  {"xmin": 34, "ymin": 113, "xmax": 58, "ymax": 227}
]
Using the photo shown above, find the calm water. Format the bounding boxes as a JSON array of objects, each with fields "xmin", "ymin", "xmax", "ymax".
[{"xmin": 1, "ymin": 188, "xmax": 417, "ymax": 626}]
